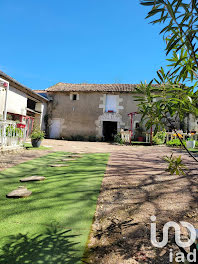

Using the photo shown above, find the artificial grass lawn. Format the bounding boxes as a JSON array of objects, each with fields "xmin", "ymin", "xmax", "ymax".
[
  {"xmin": 24, "ymin": 143, "xmax": 51, "ymax": 150},
  {"xmin": 131, "ymin": 141, "xmax": 150, "ymax": 146},
  {"xmin": 188, "ymin": 148, "xmax": 198, "ymax": 153},
  {"xmin": 0, "ymin": 152, "xmax": 109, "ymax": 264}
]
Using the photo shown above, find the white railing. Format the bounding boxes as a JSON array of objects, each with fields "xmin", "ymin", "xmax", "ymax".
[
  {"xmin": 145, "ymin": 133, "xmax": 151, "ymax": 143},
  {"xmin": 120, "ymin": 130, "xmax": 151, "ymax": 143},
  {"xmin": 166, "ymin": 131, "xmax": 198, "ymax": 142},
  {"xmin": 0, "ymin": 120, "xmax": 26, "ymax": 150},
  {"xmin": 121, "ymin": 130, "xmax": 131, "ymax": 143}
]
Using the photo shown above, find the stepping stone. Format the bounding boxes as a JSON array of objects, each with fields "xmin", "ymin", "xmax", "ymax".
[
  {"xmin": 6, "ymin": 186, "xmax": 32, "ymax": 198},
  {"xmin": 50, "ymin": 164, "xmax": 69, "ymax": 167},
  {"xmin": 61, "ymin": 158, "xmax": 76, "ymax": 161},
  {"xmin": 20, "ymin": 176, "xmax": 46, "ymax": 182}
]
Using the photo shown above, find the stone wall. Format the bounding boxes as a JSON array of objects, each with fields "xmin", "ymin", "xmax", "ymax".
[{"xmin": 48, "ymin": 91, "xmax": 142, "ymax": 139}]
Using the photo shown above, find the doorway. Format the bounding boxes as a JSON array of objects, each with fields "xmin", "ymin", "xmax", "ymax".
[
  {"xmin": 103, "ymin": 121, "xmax": 117, "ymax": 141},
  {"xmin": 50, "ymin": 119, "xmax": 61, "ymax": 139}
]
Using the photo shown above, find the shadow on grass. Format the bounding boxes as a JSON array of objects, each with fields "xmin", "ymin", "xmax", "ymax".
[
  {"xmin": 0, "ymin": 224, "xmax": 81, "ymax": 264},
  {"xmin": 0, "ymin": 152, "xmax": 109, "ymax": 264},
  {"xmin": 23, "ymin": 143, "xmax": 51, "ymax": 150}
]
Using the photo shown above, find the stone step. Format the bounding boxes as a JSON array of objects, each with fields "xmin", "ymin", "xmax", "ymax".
[
  {"xmin": 50, "ymin": 164, "xmax": 69, "ymax": 167},
  {"xmin": 20, "ymin": 176, "xmax": 46, "ymax": 182},
  {"xmin": 6, "ymin": 186, "xmax": 32, "ymax": 198}
]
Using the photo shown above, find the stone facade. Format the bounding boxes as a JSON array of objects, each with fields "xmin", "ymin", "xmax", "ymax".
[{"xmin": 47, "ymin": 91, "xmax": 142, "ymax": 139}]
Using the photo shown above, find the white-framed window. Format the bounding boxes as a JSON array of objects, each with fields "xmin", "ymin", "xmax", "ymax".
[
  {"xmin": 105, "ymin": 95, "xmax": 117, "ymax": 112},
  {"xmin": 70, "ymin": 93, "xmax": 79, "ymax": 101},
  {"xmin": 134, "ymin": 121, "xmax": 140, "ymax": 129}
]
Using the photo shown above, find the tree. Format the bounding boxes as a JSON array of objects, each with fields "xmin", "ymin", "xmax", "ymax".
[
  {"xmin": 140, "ymin": 0, "xmax": 198, "ymax": 82},
  {"xmin": 133, "ymin": 77, "xmax": 198, "ymax": 161},
  {"xmin": 133, "ymin": 0, "xmax": 198, "ymax": 166}
]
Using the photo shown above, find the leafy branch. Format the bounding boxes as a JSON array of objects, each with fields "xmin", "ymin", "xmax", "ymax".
[{"xmin": 140, "ymin": 0, "xmax": 198, "ymax": 80}]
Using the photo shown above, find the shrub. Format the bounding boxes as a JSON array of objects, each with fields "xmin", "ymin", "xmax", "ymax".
[
  {"xmin": 152, "ymin": 130, "xmax": 166, "ymax": 145},
  {"xmin": 6, "ymin": 126, "xmax": 24, "ymax": 138},
  {"xmin": 88, "ymin": 135, "xmax": 97, "ymax": 142},
  {"xmin": 166, "ymin": 138, "xmax": 186, "ymax": 147},
  {"xmin": 114, "ymin": 133, "xmax": 123, "ymax": 144},
  {"xmin": 31, "ymin": 129, "xmax": 45, "ymax": 140},
  {"xmin": 164, "ymin": 153, "xmax": 187, "ymax": 175},
  {"xmin": 70, "ymin": 135, "xmax": 85, "ymax": 141}
]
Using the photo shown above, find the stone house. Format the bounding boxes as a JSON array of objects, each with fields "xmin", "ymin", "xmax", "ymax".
[
  {"xmin": 0, "ymin": 71, "xmax": 48, "ymax": 136},
  {"xmin": 46, "ymin": 83, "xmax": 143, "ymax": 140}
]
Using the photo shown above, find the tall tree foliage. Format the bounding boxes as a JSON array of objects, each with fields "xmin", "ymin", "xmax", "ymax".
[
  {"xmin": 135, "ymin": 0, "xmax": 198, "ymax": 163},
  {"xmin": 141, "ymin": 0, "xmax": 198, "ymax": 82}
]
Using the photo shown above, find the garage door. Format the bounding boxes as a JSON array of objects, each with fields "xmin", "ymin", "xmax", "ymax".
[{"xmin": 50, "ymin": 119, "xmax": 61, "ymax": 139}]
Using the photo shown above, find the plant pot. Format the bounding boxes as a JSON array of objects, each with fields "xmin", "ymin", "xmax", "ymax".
[
  {"xmin": 138, "ymin": 136, "xmax": 144, "ymax": 142},
  {"xmin": 186, "ymin": 140, "xmax": 195, "ymax": 149},
  {"xmin": 31, "ymin": 139, "xmax": 42, "ymax": 148},
  {"xmin": 17, "ymin": 123, "xmax": 26, "ymax": 128}
]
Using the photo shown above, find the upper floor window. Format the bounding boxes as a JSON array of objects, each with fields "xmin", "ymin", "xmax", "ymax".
[
  {"xmin": 27, "ymin": 98, "xmax": 36, "ymax": 110},
  {"xmin": 70, "ymin": 93, "xmax": 79, "ymax": 101},
  {"xmin": 105, "ymin": 95, "xmax": 117, "ymax": 113},
  {"xmin": 73, "ymin": 94, "xmax": 77, "ymax": 101}
]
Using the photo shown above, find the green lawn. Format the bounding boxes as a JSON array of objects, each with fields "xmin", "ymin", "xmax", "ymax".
[
  {"xmin": 24, "ymin": 143, "xmax": 51, "ymax": 150},
  {"xmin": 131, "ymin": 141, "xmax": 150, "ymax": 146},
  {"xmin": 0, "ymin": 152, "xmax": 109, "ymax": 264},
  {"xmin": 188, "ymin": 148, "xmax": 198, "ymax": 153}
]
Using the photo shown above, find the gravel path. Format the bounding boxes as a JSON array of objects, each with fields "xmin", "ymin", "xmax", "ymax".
[{"xmin": 85, "ymin": 146, "xmax": 198, "ymax": 264}]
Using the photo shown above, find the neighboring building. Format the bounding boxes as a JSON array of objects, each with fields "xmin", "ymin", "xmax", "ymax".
[
  {"xmin": 0, "ymin": 71, "xmax": 48, "ymax": 136},
  {"xmin": 46, "ymin": 83, "xmax": 143, "ymax": 140}
]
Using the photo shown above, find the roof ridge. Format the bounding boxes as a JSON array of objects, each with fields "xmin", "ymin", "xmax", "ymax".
[{"xmin": 46, "ymin": 82, "xmax": 138, "ymax": 92}]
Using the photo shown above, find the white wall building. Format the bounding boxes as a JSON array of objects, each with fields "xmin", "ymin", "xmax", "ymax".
[{"xmin": 0, "ymin": 71, "xmax": 48, "ymax": 136}]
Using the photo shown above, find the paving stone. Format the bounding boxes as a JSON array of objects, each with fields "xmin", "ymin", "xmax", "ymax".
[
  {"xmin": 20, "ymin": 176, "xmax": 46, "ymax": 182},
  {"xmin": 6, "ymin": 186, "xmax": 32, "ymax": 198}
]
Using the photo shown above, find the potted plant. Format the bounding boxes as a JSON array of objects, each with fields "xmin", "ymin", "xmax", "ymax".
[
  {"xmin": 136, "ymin": 126, "xmax": 144, "ymax": 142},
  {"xmin": 31, "ymin": 129, "xmax": 45, "ymax": 147}
]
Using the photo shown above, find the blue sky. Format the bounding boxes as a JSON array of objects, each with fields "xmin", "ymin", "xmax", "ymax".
[{"xmin": 0, "ymin": 0, "xmax": 167, "ymax": 90}]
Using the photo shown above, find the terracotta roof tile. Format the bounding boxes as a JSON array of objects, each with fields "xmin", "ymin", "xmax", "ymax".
[{"xmin": 46, "ymin": 83, "xmax": 138, "ymax": 92}]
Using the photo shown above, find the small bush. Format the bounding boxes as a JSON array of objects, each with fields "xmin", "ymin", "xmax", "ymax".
[
  {"xmin": 70, "ymin": 135, "xmax": 85, "ymax": 141},
  {"xmin": 114, "ymin": 133, "xmax": 123, "ymax": 144},
  {"xmin": 6, "ymin": 126, "xmax": 24, "ymax": 138},
  {"xmin": 88, "ymin": 135, "xmax": 97, "ymax": 142},
  {"xmin": 166, "ymin": 138, "xmax": 186, "ymax": 147},
  {"xmin": 31, "ymin": 129, "xmax": 45, "ymax": 140},
  {"xmin": 152, "ymin": 130, "xmax": 166, "ymax": 145},
  {"xmin": 164, "ymin": 153, "xmax": 187, "ymax": 175}
]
